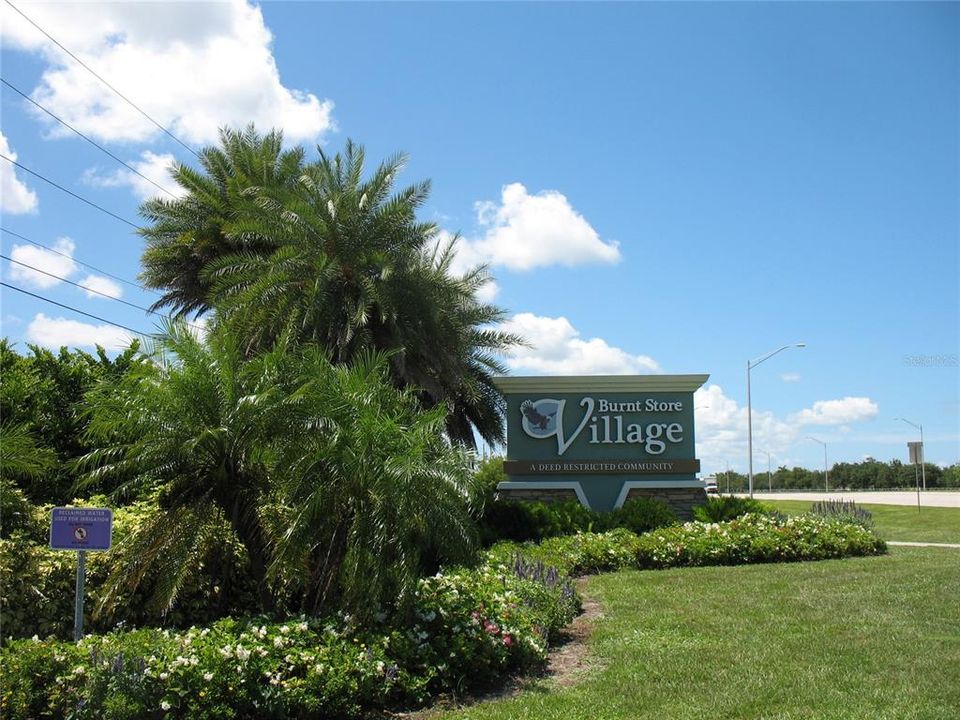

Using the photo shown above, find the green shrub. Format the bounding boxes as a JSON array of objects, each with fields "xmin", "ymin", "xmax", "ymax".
[
  {"xmin": 0, "ymin": 559, "xmax": 580, "ymax": 719},
  {"xmin": 810, "ymin": 499, "xmax": 874, "ymax": 529},
  {"xmin": 603, "ymin": 497, "xmax": 680, "ymax": 534},
  {"xmin": 0, "ymin": 499, "xmax": 258, "ymax": 641},
  {"xmin": 480, "ymin": 500, "xmax": 595, "ymax": 544},
  {"xmin": 693, "ymin": 495, "xmax": 771, "ymax": 522},
  {"xmin": 487, "ymin": 528, "xmax": 643, "ymax": 576},
  {"xmin": 635, "ymin": 513, "xmax": 887, "ymax": 569},
  {"xmin": 480, "ymin": 497, "xmax": 677, "ymax": 545}
]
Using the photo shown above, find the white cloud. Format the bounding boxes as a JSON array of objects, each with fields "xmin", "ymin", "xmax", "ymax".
[
  {"xmin": 446, "ymin": 183, "xmax": 621, "ymax": 274},
  {"xmin": 694, "ymin": 384, "xmax": 800, "ymax": 474},
  {"xmin": 84, "ymin": 151, "xmax": 184, "ymax": 201},
  {"xmin": 693, "ymin": 386, "xmax": 881, "ymax": 473},
  {"xmin": 780, "ymin": 372, "xmax": 801, "ymax": 383},
  {"xmin": 1, "ymin": 0, "xmax": 334, "ymax": 145},
  {"xmin": 790, "ymin": 397, "xmax": 879, "ymax": 425},
  {"xmin": 0, "ymin": 132, "xmax": 39, "ymax": 214},
  {"xmin": 79, "ymin": 274, "xmax": 123, "ymax": 300},
  {"xmin": 502, "ymin": 313, "xmax": 659, "ymax": 375},
  {"xmin": 8, "ymin": 237, "xmax": 77, "ymax": 288},
  {"xmin": 26, "ymin": 313, "xmax": 134, "ymax": 350}
]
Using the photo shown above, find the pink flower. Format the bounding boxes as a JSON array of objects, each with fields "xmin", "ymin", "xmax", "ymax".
[{"xmin": 502, "ymin": 635, "xmax": 513, "ymax": 647}]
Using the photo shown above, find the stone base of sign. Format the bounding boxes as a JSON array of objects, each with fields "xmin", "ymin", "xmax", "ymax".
[
  {"xmin": 496, "ymin": 487, "xmax": 582, "ymax": 504},
  {"xmin": 495, "ymin": 481, "xmax": 589, "ymax": 506},
  {"xmin": 623, "ymin": 486, "xmax": 707, "ymax": 520}
]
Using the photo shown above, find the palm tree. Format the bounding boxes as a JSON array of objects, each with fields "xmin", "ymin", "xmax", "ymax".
[
  {"xmin": 267, "ymin": 348, "xmax": 482, "ymax": 619},
  {"xmin": 139, "ymin": 125, "xmax": 305, "ymax": 318},
  {"xmin": 79, "ymin": 323, "xmax": 481, "ymax": 620},
  {"xmin": 79, "ymin": 322, "xmax": 286, "ymax": 613},
  {"xmin": 139, "ymin": 131, "xmax": 519, "ymax": 447}
]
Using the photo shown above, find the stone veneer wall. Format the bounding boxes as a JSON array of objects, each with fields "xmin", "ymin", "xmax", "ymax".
[
  {"xmin": 495, "ymin": 488, "xmax": 580, "ymax": 505},
  {"xmin": 624, "ymin": 486, "xmax": 707, "ymax": 520}
]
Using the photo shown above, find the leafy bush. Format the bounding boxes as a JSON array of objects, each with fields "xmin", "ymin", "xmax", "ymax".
[
  {"xmin": 635, "ymin": 513, "xmax": 886, "ymax": 569},
  {"xmin": 487, "ymin": 528, "xmax": 643, "ymax": 576},
  {"xmin": 810, "ymin": 499, "xmax": 874, "ymax": 529},
  {"xmin": 480, "ymin": 500, "xmax": 598, "ymax": 543},
  {"xmin": 0, "ymin": 559, "xmax": 579, "ymax": 720},
  {"xmin": 0, "ymin": 499, "xmax": 258, "ymax": 641},
  {"xmin": 604, "ymin": 496, "xmax": 680, "ymax": 535},
  {"xmin": 488, "ymin": 512, "xmax": 886, "ymax": 577},
  {"xmin": 481, "ymin": 497, "xmax": 677, "ymax": 545},
  {"xmin": 693, "ymin": 495, "xmax": 771, "ymax": 522}
]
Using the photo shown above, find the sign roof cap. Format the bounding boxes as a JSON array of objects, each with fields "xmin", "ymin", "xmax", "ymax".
[{"xmin": 494, "ymin": 374, "xmax": 710, "ymax": 393}]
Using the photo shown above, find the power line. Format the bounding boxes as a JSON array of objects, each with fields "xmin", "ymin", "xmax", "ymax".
[
  {"xmin": 0, "ymin": 226, "xmax": 158, "ymax": 295},
  {"xmin": 1, "ymin": 253, "xmax": 205, "ymax": 332},
  {"xmin": 3, "ymin": 0, "xmax": 200, "ymax": 160},
  {"xmin": 1, "ymin": 281, "xmax": 147, "ymax": 336},
  {"xmin": 1, "ymin": 76, "xmax": 180, "ymax": 200},
  {"xmin": 0, "ymin": 153, "xmax": 141, "ymax": 229}
]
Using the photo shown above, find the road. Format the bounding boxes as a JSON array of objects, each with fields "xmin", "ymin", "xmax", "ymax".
[{"xmin": 743, "ymin": 491, "xmax": 960, "ymax": 508}]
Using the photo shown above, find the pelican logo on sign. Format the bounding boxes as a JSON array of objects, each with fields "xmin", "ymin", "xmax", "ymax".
[{"xmin": 521, "ymin": 398, "xmax": 595, "ymax": 456}]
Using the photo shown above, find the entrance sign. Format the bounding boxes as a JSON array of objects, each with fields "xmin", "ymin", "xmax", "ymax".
[
  {"xmin": 49, "ymin": 507, "xmax": 113, "ymax": 642},
  {"xmin": 496, "ymin": 375, "xmax": 709, "ymax": 513}
]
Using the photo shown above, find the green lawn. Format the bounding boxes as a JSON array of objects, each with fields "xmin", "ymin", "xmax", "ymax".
[
  {"xmin": 762, "ymin": 500, "xmax": 960, "ymax": 544},
  {"xmin": 426, "ymin": 548, "xmax": 960, "ymax": 720}
]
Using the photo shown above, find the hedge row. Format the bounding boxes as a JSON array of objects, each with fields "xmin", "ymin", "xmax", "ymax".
[{"xmin": 487, "ymin": 512, "xmax": 887, "ymax": 575}]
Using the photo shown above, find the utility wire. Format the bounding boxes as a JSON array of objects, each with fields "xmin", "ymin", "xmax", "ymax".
[
  {"xmin": 1, "ymin": 253, "xmax": 204, "ymax": 332},
  {"xmin": 1, "ymin": 281, "xmax": 147, "ymax": 336},
  {"xmin": 0, "ymin": 226, "xmax": 159, "ymax": 296},
  {"xmin": 0, "ymin": 153, "xmax": 141, "ymax": 229},
  {"xmin": 3, "ymin": 0, "xmax": 200, "ymax": 160},
  {"xmin": 1, "ymin": 77, "xmax": 180, "ymax": 200}
]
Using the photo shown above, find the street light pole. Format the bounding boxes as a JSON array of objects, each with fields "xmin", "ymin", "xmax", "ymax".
[
  {"xmin": 747, "ymin": 343, "xmax": 805, "ymax": 498},
  {"xmin": 807, "ymin": 437, "xmax": 828, "ymax": 492},
  {"xmin": 895, "ymin": 418, "xmax": 926, "ymax": 491}
]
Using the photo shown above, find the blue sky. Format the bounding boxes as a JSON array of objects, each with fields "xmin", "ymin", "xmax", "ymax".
[{"xmin": 1, "ymin": 1, "xmax": 957, "ymax": 473}]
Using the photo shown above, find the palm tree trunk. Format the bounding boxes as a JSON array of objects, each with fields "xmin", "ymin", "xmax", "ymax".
[{"xmin": 227, "ymin": 497, "xmax": 276, "ymax": 614}]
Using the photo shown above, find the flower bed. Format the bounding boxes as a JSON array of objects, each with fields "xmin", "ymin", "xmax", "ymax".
[
  {"xmin": 0, "ymin": 563, "xmax": 579, "ymax": 720},
  {"xmin": 486, "ymin": 513, "xmax": 886, "ymax": 575},
  {"xmin": 634, "ymin": 513, "xmax": 886, "ymax": 569},
  {"xmin": 2, "ymin": 513, "xmax": 885, "ymax": 719}
]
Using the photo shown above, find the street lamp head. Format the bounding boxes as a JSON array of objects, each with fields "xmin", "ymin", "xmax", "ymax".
[{"xmin": 794, "ymin": 343, "xmax": 806, "ymax": 348}]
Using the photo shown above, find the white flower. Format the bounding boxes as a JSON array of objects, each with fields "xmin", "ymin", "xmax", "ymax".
[
  {"xmin": 159, "ymin": 671, "xmax": 169, "ymax": 680},
  {"xmin": 274, "ymin": 637, "xmax": 285, "ymax": 648},
  {"xmin": 203, "ymin": 672, "xmax": 214, "ymax": 681},
  {"xmin": 280, "ymin": 625, "xmax": 291, "ymax": 634},
  {"xmin": 161, "ymin": 700, "xmax": 171, "ymax": 710},
  {"xmin": 236, "ymin": 645, "xmax": 251, "ymax": 661}
]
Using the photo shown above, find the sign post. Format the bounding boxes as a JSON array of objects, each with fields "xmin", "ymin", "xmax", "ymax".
[
  {"xmin": 50, "ymin": 507, "xmax": 113, "ymax": 641},
  {"xmin": 907, "ymin": 442, "xmax": 923, "ymax": 512}
]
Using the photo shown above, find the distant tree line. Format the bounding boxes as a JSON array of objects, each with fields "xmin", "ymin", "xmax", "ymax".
[{"xmin": 714, "ymin": 457, "xmax": 960, "ymax": 493}]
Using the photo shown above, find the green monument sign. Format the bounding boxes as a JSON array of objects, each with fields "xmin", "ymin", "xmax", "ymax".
[{"xmin": 494, "ymin": 374, "xmax": 710, "ymax": 514}]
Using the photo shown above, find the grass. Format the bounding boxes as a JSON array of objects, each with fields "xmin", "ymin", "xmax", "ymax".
[
  {"xmin": 762, "ymin": 500, "xmax": 960, "ymax": 544},
  {"xmin": 425, "ymin": 548, "xmax": 960, "ymax": 720}
]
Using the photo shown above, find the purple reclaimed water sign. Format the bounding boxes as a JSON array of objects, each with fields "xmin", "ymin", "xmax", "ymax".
[{"xmin": 50, "ymin": 507, "xmax": 113, "ymax": 551}]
